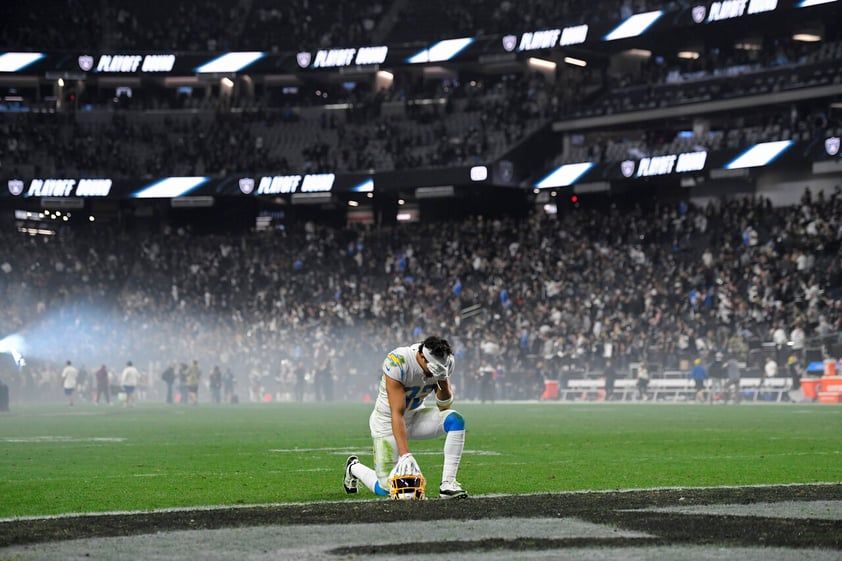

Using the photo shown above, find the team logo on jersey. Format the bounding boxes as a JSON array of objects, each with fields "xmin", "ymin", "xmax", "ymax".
[
  {"xmin": 7, "ymin": 179, "xmax": 24, "ymax": 196},
  {"xmin": 620, "ymin": 160, "xmax": 636, "ymax": 178},
  {"xmin": 691, "ymin": 5, "xmax": 707, "ymax": 23},
  {"xmin": 78, "ymin": 55, "xmax": 94, "ymax": 71},
  {"xmin": 502, "ymin": 35, "xmax": 517, "ymax": 52},
  {"xmin": 296, "ymin": 52, "xmax": 312, "ymax": 68},
  {"xmin": 825, "ymin": 137, "xmax": 840, "ymax": 157},
  {"xmin": 238, "ymin": 177, "xmax": 255, "ymax": 194}
]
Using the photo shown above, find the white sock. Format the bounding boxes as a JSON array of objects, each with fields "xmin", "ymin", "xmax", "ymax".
[
  {"xmin": 442, "ymin": 429, "xmax": 465, "ymax": 483},
  {"xmin": 351, "ymin": 461, "xmax": 380, "ymax": 494}
]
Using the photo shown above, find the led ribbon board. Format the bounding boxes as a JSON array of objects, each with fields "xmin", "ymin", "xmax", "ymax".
[
  {"xmin": 724, "ymin": 140, "xmax": 794, "ymax": 169},
  {"xmin": 351, "ymin": 179, "xmax": 374, "ymax": 193},
  {"xmin": 535, "ymin": 163, "xmax": 595, "ymax": 188},
  {"xmin": 194, "ymin": 52, "xmax": 264, "ymax": 73},
  {"xmin": 603, "ymin": 11, "xmax": 663, "ymax": 41},
  {"xmin": 132, "ymin": 177, "xmax": 209, "ymax": 198},
  {"xmin": 0, "ymin": 52, "xmax": 45, "ymax": 72},
  {"xmin": 407, "ymin": 38, "xmax": 474, "ymax": 64}
]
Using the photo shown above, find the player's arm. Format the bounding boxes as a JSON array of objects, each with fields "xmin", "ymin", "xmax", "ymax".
[
  {"xmin": 435, "ymin": 377, "xmax": 454, "ymax": 411},
  {"xmin": 385, "ymin": 375, "xmax": 411, "ymax": 456}
]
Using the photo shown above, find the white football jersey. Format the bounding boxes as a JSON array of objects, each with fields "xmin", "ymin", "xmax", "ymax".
[{"xmin": 374, "ymin": 343, "xmax": 452, "ymax": 417}]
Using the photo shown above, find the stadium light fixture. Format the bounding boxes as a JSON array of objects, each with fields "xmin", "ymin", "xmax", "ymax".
[
  {"xmin": 0, "ymin": 52, "xmax": 45, "ymax": 72},
  {"xmin": 725, "ymin": 140, "xmax": 794, "ymax": 169},
  {"xmin": 603, "ymin": 11, "xmax": 664, "ymax": 41},
  {"xmin": 132, "ymin": 177, "xmax": 209, "ymax": 198},
  {"xmin": 535, "ymin": 162, "xmax": 595, "ymax": 189},
  {"xmin": 528, "ymin": 57, "xmax": 557, "ymax": 71},
  {"xmin": 677, "ymin": 51, "xmax": 700, "ymax": 60},
  {"xmin": 793, "ymin": 33, "xmax": 822, "ymax": 42},
  {"xmin": 563, "ymin": 56, "xmax": 587, "ymax": 67}
]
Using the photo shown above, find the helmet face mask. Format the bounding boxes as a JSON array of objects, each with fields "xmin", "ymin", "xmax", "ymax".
[{"xmin": 389, "ymin": 474, "xmax": 426, "ymax": 500}]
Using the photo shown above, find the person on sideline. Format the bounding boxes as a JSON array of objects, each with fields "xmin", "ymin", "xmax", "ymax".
[
  {"xmin": 61, "ymin": 360, "xmax": 79, "ymax": 406},
  {"xmin": 343, "ymin": 335, "xmax": 467, "ymax": 500},
  {"xmin": 121, "ymin": 361, "xmax": 139, "ymax": 407},
  {"xmin": 186, "ymin": 359, "xmax": 202, "ymax": 405},
  {"xmin": 689, "ymin": 358, "xmax": 708, "ymax": 402},
  {"xmin": 94, "ymin": 364, "xmax": 110, "ymax": 405}
]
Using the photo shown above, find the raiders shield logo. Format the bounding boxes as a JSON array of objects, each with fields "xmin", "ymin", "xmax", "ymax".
[
  {"xmin": 825, "ymin": 137, "xmax": 840, "ymax": 157},
  {"xmin": 239, "ymin": 177, "xmax": 255, "ymax": 195},
  {"xmin": 620, "ymin": 160, "xmax": 636, "ymax": 178},
  {"xmin": 78, "ymin": 55, "xmax": 94, "ymax": 71},
  {"xmin": 7, "ymin": 179, "xmax": 24, "ymax": 196},
  {"xmin": 296, "ymin": 52, "xmax": 312, "ymax": 68},
  {"xmin": 691, "ymin": 5, "xmax": 707, "ymax": 23},
  {"xmin": 502, "ymin": 35, "xmax": 517, "ymax": 52}
]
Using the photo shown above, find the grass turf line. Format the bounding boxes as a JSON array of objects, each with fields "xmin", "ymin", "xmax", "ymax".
[{"xmin": 1, "ymin": 402, "xmax": 840, "ymax": 517}]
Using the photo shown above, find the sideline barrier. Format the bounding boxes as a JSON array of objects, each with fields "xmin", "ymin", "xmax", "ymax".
[{"xmin": 552, "ymin": 377, "xmax": 793, "ymax": 402}]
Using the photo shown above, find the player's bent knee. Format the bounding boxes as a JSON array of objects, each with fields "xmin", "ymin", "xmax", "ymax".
[
  {"xmin": 443, "ymin": 410, "xmax": 465, "ymax": 432},
  {"xmin": 374, "ymin": 480, "xmax": 389, "ymax": 496}
]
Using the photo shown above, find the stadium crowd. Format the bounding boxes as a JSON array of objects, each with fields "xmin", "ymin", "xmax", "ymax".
[
  {"xmin": 1, "ymin": 187, "xmax": 841, "ymax": 404},
  {"xmin": 1, "ymin": 0, "xmax": 839, "ymax": 407}
]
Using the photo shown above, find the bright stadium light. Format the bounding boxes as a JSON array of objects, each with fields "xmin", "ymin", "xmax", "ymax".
[
  {"xmin": 535, "ymin": 163, "xmax": 595, "ymax": 188},
  {"xmin": 563, "ymin": 56, "xmax": 587, "ymax": 67},
  {"xmin": 0, "ymin": 52, "xmax": 45, "ymax": 72},
  {"xmin": 0, "ymin": 334, "xmax": 25, "ymax": 365},
  {"xmin": 725, "ymin": 141, "xmax": 794, "ymax": 170},
  {"xmin": 194, "ymin": 52, "xmax": 264, "ymax": 73},
  {"xmin": 603, "ymin": 11, "xmax": 663, "ymax": 41},
  {"xmin": 131, "ymin": 177, "xmax": 210, "ymax": 198},
  {"xmin": 406, "ymin": 38, "xmax": 474, "ymax": 64}
]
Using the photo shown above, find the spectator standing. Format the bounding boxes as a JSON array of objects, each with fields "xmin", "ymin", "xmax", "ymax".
[
  {"xmin": 787, "ymin": 355, "xmax": 803, "ymax": 393},
  {"xmin": 209, "ymin": 365, "xmax": 222, "ymax": 403},
  {"xmin": 603, "ymin": 359, "xmax": 617, "ymax": 401},
  {"xmin": 707, "ymin": 352, "xmax": 726, "ymax": 403},
  {"xmin": 789, "ymin": 324, "xmax": 806, "ymax": 361},
  {"xmin": 161, "ymin": 363, "xmax": 176, "ymax": 404},
  {"xmin": 222, "ymin": 367, "xmax": 235, "ymax": 403},
  {"xmin": 689, "ymin": 358, "xmax": 708, "ymax": 402},
  {"xmin": 725, "ymin": 356, "xmax": 742, "ymax": 404},
  {"xmin": 478, "ymin": 361, "xmax": 496, "ymax": 403},
  {"xmin": 771, "ymin": 323, "xmax": 788, "ymax": 366},
  {"xmin": 186, "ymin": 359, "xmax": 201, "ymax": 405},
  {"xmin": 94, "ymin": 364, "xmax": 110, "ymax": 405},
  {"xmin": 758, "ymin": 356, "xmax": 778, "ymax": 401},
  {"xmin": 61, "ymin": 360, "xmax": 79, "ymax": 406},
  {"xmin": 121, "ymin": 361, "xmax": 139, "ymax": 407},
  {"xmin": 294, "ymin": 362, "xmax": 306, "ymax": 402},
  {"xmin": 635, "ymin": 360, "xmax": 650, "ymax": 401},
  {"xmin": 177, "ymin": 363, "xmax": 189, "ymax": 404}
]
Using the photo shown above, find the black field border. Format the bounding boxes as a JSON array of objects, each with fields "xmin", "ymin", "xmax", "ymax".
[{"xmin": 2, "ymin": 484, "xmax": 841, "ymax": 550}]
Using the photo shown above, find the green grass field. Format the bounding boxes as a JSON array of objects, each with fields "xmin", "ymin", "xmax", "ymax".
[{"xmin": 1, "ymin": 402, "xmax": 841, "ymax": 518}]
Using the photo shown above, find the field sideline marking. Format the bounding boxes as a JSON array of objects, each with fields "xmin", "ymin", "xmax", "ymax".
[
  {"xmin": 268, "ymin": 447, "xmax": 500, "ymax": 456},
  {"xmin": 2, "ymin": 481, "xmax": 840, "ymax": 524}
]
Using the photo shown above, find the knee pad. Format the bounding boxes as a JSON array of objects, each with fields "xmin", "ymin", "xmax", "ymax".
[{"xmin": 443, "ymin": 410, "xmax": 465, "ymax": 432}]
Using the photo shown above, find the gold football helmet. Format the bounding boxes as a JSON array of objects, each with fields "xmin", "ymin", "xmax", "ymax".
[{"xmin": 389, "ymin": 474, "xmax": 426, "ymax": 500}]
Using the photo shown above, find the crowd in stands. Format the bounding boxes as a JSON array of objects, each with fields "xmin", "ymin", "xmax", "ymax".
[
  {"xmin": 2, "ymin": 188, "xmax": 841, "ymax": 404},
  {"xmin": 1, "ymin": 0, "xmax": 671, "ymax": 52},
  {"xmin": 0, "ymin": 73, "xmax": 551, "ymax": 178},
  {"xmin": 563, "ymin": 33, "xmax": 842, "ymax": 122}
]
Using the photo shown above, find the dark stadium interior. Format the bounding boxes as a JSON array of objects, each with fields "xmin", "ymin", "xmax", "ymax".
[{"xmin": 1, "ymin": 0, "xmax": 842, "ymax": 405}]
